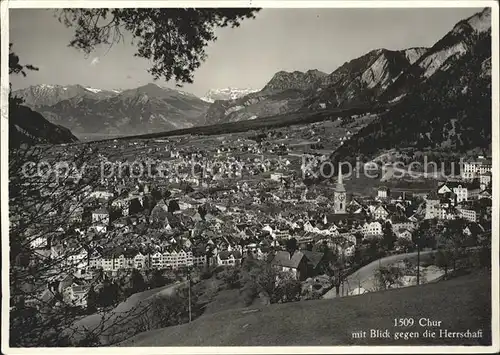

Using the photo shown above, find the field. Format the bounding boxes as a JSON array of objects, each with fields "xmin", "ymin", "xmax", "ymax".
[
  {"xmin": 96, "ymin": 106, "xmax": 386, "ymax": 143},
  {"xmin": 118, "ymin": 271, "xmax": 491, "ymax": 346}
]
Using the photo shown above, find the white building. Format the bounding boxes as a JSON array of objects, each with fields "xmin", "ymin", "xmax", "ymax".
[
  {"xmin": 462, "ymin": 157, "xmax": 492, "ymax": 180},
  {"xmin": 457, "ymin": 207, "xmax": 478, "ymax": 223},
  {"xmin": 362, "ymin": 221, "xmax": 383, "ymax": 238},
  {"xmin": 134, "ymin": 252, "xmax": 147, "ymax": 269},
  {"xmin": 479, "ymin": 172, "xmax": 492, "ymax": 190},
  {"xmin": 89, "ymin": 190, "xmax": 114, "ymax": 201},
  {"xmin": 217, "ymin": 250, "xmax": 242, "ymax": 266},
  {"xmin": 92, "ymin": 208, "xmax": 109, "ymax": 225},
  {"xmin": 377, "ymin": 186, "xmax": 390, "ymax": 199},
  {"xmin": 437, "ymin": 182, "xmax": 480, "ymax": 204},
  {"xmin": 63, "ymin": 285, "xmax": 90, "ymax": 308}
]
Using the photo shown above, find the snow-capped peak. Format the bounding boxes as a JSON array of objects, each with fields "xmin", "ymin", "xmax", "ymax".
[
  {"xmin": 201, "ymin": 87, "xmax": 260, "ymax": 103},
  {"xmin": 40, "ymin": 84, "xmax": 56, "ymax": 89},
  {"xmin": 85, "ymin": 87, "xmax": 103, "ymax": 94}
]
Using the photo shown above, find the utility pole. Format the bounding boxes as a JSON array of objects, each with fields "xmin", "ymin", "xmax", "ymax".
[
  {"xmin": 188, "ymin": 269, "xmax": 192, "ymax": 323},
  {"xmin": 416, "ymin": 236, "xmax": 421, "ymax": 286}
]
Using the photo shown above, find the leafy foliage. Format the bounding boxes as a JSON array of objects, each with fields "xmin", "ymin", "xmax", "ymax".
[
  {"xmin": 55, "ymin": 8, "xmax": 260, "ymax": 85},
  {"xmin": 381, "ymin": 221, "xmax": 397, "ymax": 251},
  {"xmin": 8, "ymin": 43, "xmax": 39, "ymax": 78},
  {"xmin": 373, "ymin": 265, "xmax": 404, "ymax": 291},
  {"xmin": 216, "ymin": 266, "xmax": 241, "ymax": 289},
  {"xmin": 9, "ymin": 44, "xmax": 38, "ymax": 106}
]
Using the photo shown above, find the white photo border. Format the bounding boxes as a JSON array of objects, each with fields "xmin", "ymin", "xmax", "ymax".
[{"xmin": 1, "ymin": 1, "xmax": 498, "ymax": 354}]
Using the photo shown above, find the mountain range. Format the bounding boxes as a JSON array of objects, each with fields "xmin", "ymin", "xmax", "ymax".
[
  {"xmin": 13, "ymin": 83, "xmax": 211, "ymax": 138},
  {"xmin": 201, "ymin": 88, "xmax": 260, "ymax": 103},
  {"xmin": 331, "ymin": 7, "xmax": 492, "ymax": 163},
  {"xmin": 205, "ymin": 8, "xmax": 491, "ymax": 126},
  {"xmin": 12, "ymin": 84, "xmax": 121, "ymax": 108},
  {"xmin": 11, "ymin": 7, "xmax": 492, "ymax": 152}
]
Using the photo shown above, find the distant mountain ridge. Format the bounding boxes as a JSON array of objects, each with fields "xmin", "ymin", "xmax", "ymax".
[
  {"xmin": 11, "ymin": 7, "xmax": 491, "ymax": 145},
  {"xmin": 13, "ymin": 84, "xmax": 121, "ymax": 108},
  {"xmin": 13, "ymin": 83, "xmax": 211, "ymax": 137},
  {"xmin": 204, "ymin": 47, "xmax": 429, "ymax": 124},
  {"xmin": 205, "ymin": 8, "xmax": 491, "ymax": 126},
  {"xmin": 201, "ymin": 88, "xmax": 260, "ymax": 103},
  {"xmin": 262, "ymin": 69, "xmax": 327, "ymax": 93},
  {"xmin": 331, "ymin": 7, "xmax": 492, "ymax": 162},
  {"xmin": 381, "ymin": 7, "xmax": 491, "ymax": 101}
]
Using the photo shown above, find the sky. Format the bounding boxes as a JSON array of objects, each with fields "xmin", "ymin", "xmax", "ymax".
[{"xmin": 9, "ymin": 7, "xmax": 482, "ymax": 98}]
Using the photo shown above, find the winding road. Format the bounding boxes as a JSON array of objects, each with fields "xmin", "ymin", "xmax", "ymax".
[{"xmin": 323, "ymin": 250, "xmax": 436, "ymax": 299}]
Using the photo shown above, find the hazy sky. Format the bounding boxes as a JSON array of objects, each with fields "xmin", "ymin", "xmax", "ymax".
[{"xmin": 10, "ymin": 7, "xmax": 482, "ymax": 97}]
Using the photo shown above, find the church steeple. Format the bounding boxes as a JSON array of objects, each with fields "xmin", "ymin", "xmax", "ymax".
[
  {"xmin": 335, "ymin": 167, "xmax": 346, "ymax": 192},
  {"xmin": 334, "ymin": 167, "xmax": 346, "ymax": 214}
]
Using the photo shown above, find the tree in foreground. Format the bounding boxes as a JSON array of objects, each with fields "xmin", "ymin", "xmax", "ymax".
[
  {"xmin": 54, "ymin": 8, "xmax": 260, "ymax": 85},
  {"xmin": 373, "ymin": 265, "xmax": 404, "ymax": 291}
]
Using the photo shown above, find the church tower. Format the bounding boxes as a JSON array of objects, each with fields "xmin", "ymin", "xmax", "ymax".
[{"xmin": 334, "ymin": 168, "xmax": 346, "ymax": 214}]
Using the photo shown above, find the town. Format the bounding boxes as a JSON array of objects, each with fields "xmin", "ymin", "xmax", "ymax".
[{"xmin": 11, "ymin": 122, "xmax": 492, "ymax": 321}]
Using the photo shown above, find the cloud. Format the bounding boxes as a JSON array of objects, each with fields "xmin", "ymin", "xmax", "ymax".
[{"xmin": 90, "ymin": 57, "xmax": 100, "ymax": 66}]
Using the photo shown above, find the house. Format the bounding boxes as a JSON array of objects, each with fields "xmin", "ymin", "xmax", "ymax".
[
  {"xmin": 270, "ymin": 250, "xmax": 324, "ymax": 281},
  {"xmin": 92, "ymin": 208, "xmax": 109, "ymax": 225},
  {"xmin": 245, "ymin": 244, "xmax": 267, "ymax": 260},
  {"xmin": 270, "ymin": 172, "xmax": 290, "ymax": 182},
  {"xmin": 162, "ymin": 250, "xmax": 176, "ymax": 268},
  {"xmin": 395, "ymin": 228, "xmax": 412, "ymax": 240},
  {"xmin": 377, "ymin": 186, "xmax": 390, "ymax": 199},
  {"xmin": 301, "ymin": 250, "xmax": 326, "ymax": 276},
  {"xmin": 122, "ymin": 249, "xmax": 137, "ymax": 269},
  {"xmin": 150, "ymin": 251, "xmax": 163, "ymax": 269},
  {"xmin": 438, "ymin": 181, "xmax": 481, "ymax": 204},
  {"xmin": 112, "ymin": 217, "xmax": 129, "ymax": 229},
  {"xmin": 134, "ymin": 252, "xmax": 147, "ymax": 269},
  {"xmin": 89, "ymin": 223, "xmax": 107, "ymax": 234},
  {"xmin": 362, "ymin": 221, "xmax": 383, "ymax": 238},
  {"xmin": 478, "ymin": 188, "xmax": 492, "ymax": 200},
  {"xmin": 101, "ymin": 249, "xmax": 121, "ymax": 272},
  {"xmin": 347, "ymin": 199, "xmax": 365, "ymax": 214},
  {"xmin": 479, "ymin": 172, "xmax": 492, "ymax": 190},
  {"xmin": 217, "ymin": 250, "xmax": 242, "ymax": 266},
  {"xmin": 69, "ymin": 206, "xmax": 84, "ymax": 224},
  {"xmin": 373, "ymin": 205, "xmax": 390, "ymax": 221},
  {"xmin": 111, "ymin": 198, "xmax": 130, "ymax": 216},
  {"xmin": 192, "ymin": 252, "xmax": 206, "ymax": 267},
  {"xmin": 30, "ymin": 236, "xmax": 48, "ymax": 249},
  {"xmin": 89, "ymin": 190, "xmax": 114, "ymax": 201},
  {"xmin": 463, "ymin": 222, "xmax": 485, "ymax": 238},
  {"xmin": 89, "ymin": 250, "xmax": 102, "ymax": 269},
  {"xmin": 457, "ymin": 206, "xmax": 479, "ymax": 223},
  {"xmin": 271, "ymin": 251, "xmax": 309, "ymax": 281},
  {"xmin": 150, "ymin": 200, "xmax": 169, "ymax": 224},
  {"xmin": 65, "ymin": 248, "xmax": 88, "ymax": 270},
  {"xmin": 425, "ymin": 191, "xmax": 441, "ymax": 220},
  {"xmin": 390, "ymin": 215, "xmax": 416, "ymax": 232},
  {"xmin": 101, "ymin": 256, "xmax": 113, "ymax": 271},
  {"xmin": 63, "ymin": 284, "xmax": 91, "ymax": 308},
  {"xmin": 461, "ymin": 157, "xmax": 492, "ymax": 180}
]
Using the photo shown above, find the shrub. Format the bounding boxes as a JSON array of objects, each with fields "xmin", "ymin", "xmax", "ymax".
[{"xmin": 200, "ymin": 271, "xmax": 212, "ymax": 280}]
